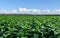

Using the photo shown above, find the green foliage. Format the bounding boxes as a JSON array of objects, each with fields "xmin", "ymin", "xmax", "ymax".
[{"xmin": 0, "ymin": 15, "xmax": 60, "ymax": 38}]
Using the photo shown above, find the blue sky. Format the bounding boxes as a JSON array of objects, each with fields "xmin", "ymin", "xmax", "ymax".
[
  {"xmin": 0, "ymin": 0, "xmax": 60, "ymax": 14},
  {"xmin": 0, "ymin": 0, "xmax": 60, "ymax": 10}
]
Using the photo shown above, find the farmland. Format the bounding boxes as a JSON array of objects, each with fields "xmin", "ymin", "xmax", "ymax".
[{"xmin": 0, "ymin": 15, "xmax": 60, "ymax": 38}]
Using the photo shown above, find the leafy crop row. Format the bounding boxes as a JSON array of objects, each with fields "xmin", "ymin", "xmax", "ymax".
[{"xmin": 0, "ymin": 15, "xmax": 60, "ymax": 38}]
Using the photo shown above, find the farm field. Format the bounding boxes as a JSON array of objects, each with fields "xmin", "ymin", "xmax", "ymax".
[{"xmin": 0, "ymin": 15, "xmax": 60, "ymax": 38}]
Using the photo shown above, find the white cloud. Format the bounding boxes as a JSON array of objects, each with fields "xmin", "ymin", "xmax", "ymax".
[
  {"xmin": 11, "ymin": 10, "xmax": 18, "ymax": 13},
  {"xmin": 41, "ymin": 9, "xmax": 51, "ymax": 14},
  {"xmin": 55, "ymin": 9, "xmax": 60, "ymax": 13},
  {"xmin": 19, "ymin": 8, "xmax": 31, "ymax": 14},
  {"xmin": 31, "ymin": 9, "xmax": 41, "ymax": 14},
  {"xmin": 0, "ymin": 8, "xmax": 60, "ymax": 14},
  {"xmin": 0, "ymin": 9, "xmax": 17, "ymax": 14},
  {"xmin": 18, "ymin": 8, "xmax": 52, "ymax": 14},
  {"xmin": 51, "ymin": 9, "xmax": 60, "ymax": 14}
]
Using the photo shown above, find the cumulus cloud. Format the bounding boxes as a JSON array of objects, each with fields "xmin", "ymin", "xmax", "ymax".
[
  {"xmin": 31, "ymin": 9, "xmax": 41, "ymax": 14},
  {"xmin": 19, "ymin": 8, "xmax": 31, "ymax": 14},
  {"xmin": 0, "ymin": 8, "xmax": 60, "ymax": 14},
  {"xmin": 19, "ymin": 8, "xmax": 60, "ymax": 14},
  {"xmin": 11, "ymin": 10, "xmax": 18, "ymax": 13},
  {"xmin": 0, "ymin": 9, "xmax": 17, "ymax": 14}
]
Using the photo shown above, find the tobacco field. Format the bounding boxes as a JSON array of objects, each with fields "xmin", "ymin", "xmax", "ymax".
[{"xmin": 0, "ymin": 15, "xmax": 60, "ymax": 38}]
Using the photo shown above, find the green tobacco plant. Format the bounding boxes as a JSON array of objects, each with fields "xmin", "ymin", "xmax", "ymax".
[{"xmin": 0, "ymin": 15, "xmax": 60, "ymax": 38}]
